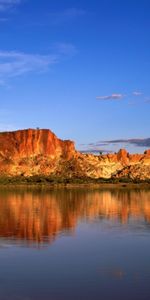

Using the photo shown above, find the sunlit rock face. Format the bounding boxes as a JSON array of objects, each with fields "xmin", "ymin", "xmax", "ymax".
[
  {"xmin": 0, "ymin": 129, "xmax": 76, "ymax": 176},
  {"xmin": 73, "ymin": 148, "xmax": 150, "ymax": 180},
  {"xmin": 0, "ymin": 129, "xmax": 75, "ymax": 159},
  {"xmin": 0, "ymin": 129, "xmax": 150, "ymax": 179}
]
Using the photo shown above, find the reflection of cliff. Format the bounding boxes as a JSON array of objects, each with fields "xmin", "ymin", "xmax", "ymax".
[{"xmin": 0, "ymin": 190, "xmax": 150, "ymax": 245}]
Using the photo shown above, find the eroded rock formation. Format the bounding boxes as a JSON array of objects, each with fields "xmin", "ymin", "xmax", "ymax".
[
  {"xmin": 0, "ymin": 128, "xmax": 150, "ymax": 180},
  {"xmin": 0, "ymin": 129, "xmax": 75, "ymax": 159}
]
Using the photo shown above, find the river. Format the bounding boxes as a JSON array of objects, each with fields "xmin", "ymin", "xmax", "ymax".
[{"xmin": 0, "ymin": 188, "xmax": 150, "ymax": 299}]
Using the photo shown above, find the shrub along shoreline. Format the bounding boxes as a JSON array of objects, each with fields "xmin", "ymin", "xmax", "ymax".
[{"xmin": 0, "ymin": 175, "xmax": 150, "ymax": 188}]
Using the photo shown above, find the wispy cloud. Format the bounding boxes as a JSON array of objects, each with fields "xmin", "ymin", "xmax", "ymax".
[
  {"xmin": 79, "ymin": 142, "xmax": 113, "ymax": 154},
  {"xmin": 51, "ymin": 43, "xmax": 77, "ymax": 56},
  {"xmin": 80, "ymin": 149, "xmax": 113, "ymax": 154},
  {"xmin": 0, "ymin": 44, "xmax": 77, "ymax": 83},
  {"xmin": 80, "ymin": 138, "xmax": 150, "ymax": 154},
  {"xmin": 96, "ymin": 93, "xmax": 124, "ymax": 100},
  {"xmin": 0, "ymin": 50, "xmax": 57, "ymax": 79},
  {"xmin": 96, "ymin": 91, "xmax": 149, "ymax": 105},
  {"xmin": 97, "ymin": 138, "xmax": 150, "ymax": 148},
  {"xmin": 49, "ymin": 8, "xmax": 86, "ymax": 25},
  {"xmin": 132, "ymin": 91, "xmax": 143, "ymax": 96},
  {"xmin": 0, "ymin": 0, "xmax": 22, "ymax": 11}
]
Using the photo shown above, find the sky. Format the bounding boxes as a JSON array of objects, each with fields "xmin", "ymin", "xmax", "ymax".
[{"xmin": 0, "ymin": 0, "xmax": 150, "ymax": 153}]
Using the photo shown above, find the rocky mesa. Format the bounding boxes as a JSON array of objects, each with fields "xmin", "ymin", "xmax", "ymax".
[{"xmin": 0, "ymin": 128, "xmax": 150, "ymax": 180}]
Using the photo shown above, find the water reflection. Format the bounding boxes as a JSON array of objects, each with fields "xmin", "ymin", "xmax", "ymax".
[{"xmin": 0, "ymin": 189, "xmax": 150, "ymax": 245}]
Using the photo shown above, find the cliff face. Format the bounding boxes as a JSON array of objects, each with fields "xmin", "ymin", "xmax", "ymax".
[
  {"xmin": 0, "ymin": 129, "xmax": 150, "ymax": 180},
  {"xmin": 0, "ymin": 129, "xmax": 75, "ymax": 159},
  {"xmin": 70, "ymin": 148, "xmax": 150, "ymax": 180},
  {"xmin": 0, "ymin": 129, "xmax": 76, "ymax": 176}
]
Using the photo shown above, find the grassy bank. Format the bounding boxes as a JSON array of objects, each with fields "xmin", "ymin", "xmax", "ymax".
[{"xmin": 0, "ymin": 175, "xmax": 150, "ymax": 188}]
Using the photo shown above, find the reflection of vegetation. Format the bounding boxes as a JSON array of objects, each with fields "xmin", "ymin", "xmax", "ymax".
[{"xmin": 0, "ymin": 175, "xmax": 150, "ymax": 185}]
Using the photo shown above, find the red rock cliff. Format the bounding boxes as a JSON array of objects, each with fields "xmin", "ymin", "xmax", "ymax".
[
  {"xmin": 0, "ymin": 129, "xmax": 150, "ymax": 179},
  {"xmin": 0, "ymin": 129, "xmax": 75, "ymax": 160}
]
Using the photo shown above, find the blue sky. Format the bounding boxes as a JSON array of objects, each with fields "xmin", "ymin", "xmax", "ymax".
[{"xmin": 0, "ymin": 0, "xmax": 150, "ymax": 153}]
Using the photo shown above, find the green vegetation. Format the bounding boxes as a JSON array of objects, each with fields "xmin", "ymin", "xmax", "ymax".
[{"xmin": 0, "ymin": 175, "xmax": 150, "ymax": 186}]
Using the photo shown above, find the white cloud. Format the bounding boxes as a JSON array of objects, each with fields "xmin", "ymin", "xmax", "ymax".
[
  {"xmin": 0, "ymin": 50, "xmax": 58, "ymax": 80},
  {"xmin": 96, "ymin": 93, "xmax": 124, "ymax": 100},
  {"xmin": 52, "ymin": 43, "xmax": 77, "ymax": 56},
  {"xmin": 132, "ymin": 91, "xmax": 143, "ymax": 96},
  {"xmin": 0, "ymin": 0, "xmax": 21, "ymax": 11},
  {"xmin": 0, "ymin": 44, "xmax": 77, "ymax": 84}
]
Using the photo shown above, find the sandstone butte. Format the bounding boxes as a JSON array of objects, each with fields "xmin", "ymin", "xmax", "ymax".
[{"xmin": 0, "ymin": 128, "xmax": 150, "ymax": 180}]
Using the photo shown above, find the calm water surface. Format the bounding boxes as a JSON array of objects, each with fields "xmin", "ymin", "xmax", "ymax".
[{"xmin": 0, "ymin": 188, "xmax": 150, "ymax": 300}]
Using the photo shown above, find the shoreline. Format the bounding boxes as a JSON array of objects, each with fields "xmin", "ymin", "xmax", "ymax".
[
  {"xmin": 0, "ymin": 181, "xmax": 150, "ymax": 190},
  {"xmin": 0, "ymin": 175, "xmax": 150, "ymax": 190}
]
